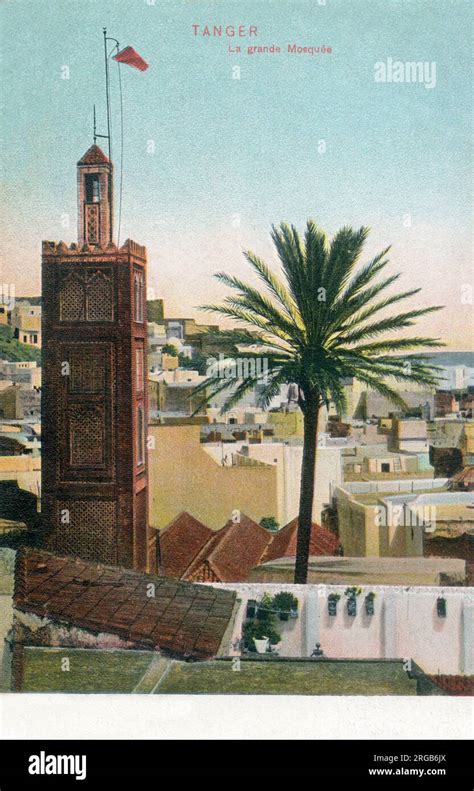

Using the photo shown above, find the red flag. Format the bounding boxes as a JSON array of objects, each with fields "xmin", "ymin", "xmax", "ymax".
[{"xmin": 113, "ymin": 46, "xmax": 149, "ymax": 72}]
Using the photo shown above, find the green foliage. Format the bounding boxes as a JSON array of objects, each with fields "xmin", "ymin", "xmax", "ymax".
[
  {"xmin": 344, "ymin": 586, "xmax": 362, "ymax": 598},
  {"xmin": 194, "ymin": 219, "xmax": 443, "ymax": 415},
  {"xmin": 259, "ymin": 516, "xmax": 280, "ymax": 532},
  {"xmin": 178, "ymin": 350, "xmax": 209, "ymax": 375},
  {"xmin": 147, "ymin": 298, "xmax": 164, "ymax": 323},
  {"xmin": 244, "ymin": 591, "xmax": 283, "ymax": 651},
  {"xmin": 256, "ymin": 592, "xmax": 274, "ymax": 621},
  {"xmin": 0, "ymin": 325, "xmax": 41, "ymax": 363},
  {"xmin": 328, "ymin": 592, "xmax": 341, "ymax": 602},
  {"xmin": 243, "ymin": 621, "xmax": 281, "ymax": 651},
  {"xmin": 272, "ymin": 591, "xmax": 299, "ymax": 612},
  {"xmin": 161, "ymin": 343, "xmax": 178, "ymax": 356}
]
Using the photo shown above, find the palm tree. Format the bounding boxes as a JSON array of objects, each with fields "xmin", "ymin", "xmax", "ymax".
[{"xmin": 195, "ymin": 221, "xmax": 443, "ymax": 583}]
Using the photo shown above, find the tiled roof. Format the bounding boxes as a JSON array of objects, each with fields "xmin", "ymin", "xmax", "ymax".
[
  {"xmin": 13, "ymin": 548, "xmax": 236, "ymax": 660},
  {"xmin": 159, "ymin": 513, "xmax": 340, "ymax": 583},
  {"xmin": 428, "ymin": 675, "xmax": 474, "ymax": 696},
  {"xmin": 160, "ymin": 512, "xmax": 213, "ymax": 578},
  {"xmin": 184, "ymin": 514, "xmax": 273, "ymax": 583},
  {"xmin": 262, "ymin": 518, "xmax": 340, "ymax": 562},
  {"xmin": 77, "ymin": 144, "xmax": 111, "ymax": 166},
  {"xmin": 450, "ymin": 466, "xmax": 474, "ymax": 485}
]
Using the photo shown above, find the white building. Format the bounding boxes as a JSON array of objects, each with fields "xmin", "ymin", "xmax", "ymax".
[
  {"xmin": 438, "ymin": 365, "xmax": 474, "ymax": 391},
  {"xmin": 0, "ymin": 361, "xmax": 41, "ymax": 387}
]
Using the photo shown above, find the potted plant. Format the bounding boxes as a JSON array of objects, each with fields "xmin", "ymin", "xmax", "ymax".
[
  {"xmin": 266, "ymin": 626, "xmax": 282, "ymax": 650},
  {"xmin": 345, "ymin": 587, "xmax": 361, "ymax": 617},
  {"xmin": 256, "ymin": 592, "xmax": 274, "ymax": 621},
  {"xmin": 327, "ymin": 592, "xmax": 340, "ymax": 616},
  {"xmin": 242, "ymin": 622, "xmax": 266, "ymax": 653},
  {"xmin": 271, "ymin": 591, "xmax": 299, "ymax": 621},
  {"xmin": 243, "ymin": 617, "xmax": 281, "ymax": 654},
  {"xmin": 437, "ymin": 596, "xmax": 447, "ymax": 618},
  {"xmin": 365, "ymin": 591, "xmax": 376, "ymax": 616}
]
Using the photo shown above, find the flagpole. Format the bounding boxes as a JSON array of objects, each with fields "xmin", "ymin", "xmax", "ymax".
[{"xmin": 103, "ymin": 27, "xmax": 112, "ymax": 163}]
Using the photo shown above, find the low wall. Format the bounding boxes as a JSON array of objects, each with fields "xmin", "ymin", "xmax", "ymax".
[{"xmin": 210, "ymin": 582, "xmax": 473, "ymax": 676}]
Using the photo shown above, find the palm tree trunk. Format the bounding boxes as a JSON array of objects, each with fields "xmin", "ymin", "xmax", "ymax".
[{"xmin": 294, "ymin": 394, "xmax": 320, "ymax": 584}]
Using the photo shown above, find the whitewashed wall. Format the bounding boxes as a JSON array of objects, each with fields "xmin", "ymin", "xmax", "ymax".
[{"xmin": 211, "ymin": 582, "xmax": 473, "ymax": 676}]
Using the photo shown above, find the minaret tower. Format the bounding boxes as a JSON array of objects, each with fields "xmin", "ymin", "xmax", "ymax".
[{"xmin": 41, "ymin": 144, "xmax": 155, "ymax": 572}]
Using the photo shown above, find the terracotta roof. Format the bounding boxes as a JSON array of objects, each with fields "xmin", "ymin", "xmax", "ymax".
[
  {"xmin": 428, "ymin": 675, "xmax": 474, "ymax": 696},
  {"xmin": 450, "ymin": 466, "xmax": 474, "ymax": 485},
  {"xmin": 160, "ymin": 512, "xmax": 213, "ymax": 578},
  {"xmin": 159, "ymin": 514, "xmax": 340, "ymax": 583},
  {"xmin": 184, "ymin": 514, "xmax": 273, "ymax": 583},
  {"xmin": 77, "ymin": 144, "xmax": 111, "ymax": 166},
  {"xmin": 262, "ymin": 518, "xmax": 340, "ymax": 563},
  {"xmin": 13, "ymin": 548, "xmax": 236, "ymax": 660}
]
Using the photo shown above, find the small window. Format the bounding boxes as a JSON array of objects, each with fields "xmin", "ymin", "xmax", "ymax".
[
  {"xmin": 85, "ymin": 174, "xmax": 100, "ymax": 203},
  {"xmin": 136, "ymin": 348, "xmax": 144, "ymax": 392},
  {"xmin": 381, "ymin": 462, "xmax": 390, "ymax": 473},
  {"xmin": 137, "ymin": 405, "xmax": 145, "ymax": 466},
  {"xmin": 134, "ymin": 272, "xmax": 144, "ymax": 323}
]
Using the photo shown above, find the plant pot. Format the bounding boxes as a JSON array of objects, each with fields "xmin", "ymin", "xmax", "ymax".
[
  {"xmin": 290, "ymin": 608, "xmax": 298, "ymax": 619},
  {"xmin": 328, "ymin": 600, "xmax": 338, "ymax": 616},
  {"xmin": 437, "ymin": 598, "xmax": 447, "ymax": 618},
  {"xmin": 254, "ymin": 637, "xmax": 269, "ymax": 654},
  {"xmin": 246, "ymin": 599, "xmax": 257, "ymax": 619},
  {"xmin": 347, "ymin": 598, "xmax": 357, "ymax": 617},
  {"xmin": 365, "ymin": 598, "xmax": 375, "ymax": 616}
]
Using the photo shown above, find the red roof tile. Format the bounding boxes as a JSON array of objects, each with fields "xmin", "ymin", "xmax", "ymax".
[
  {"xmin": 160, "ymin": 512, "xmax": 213, "ymax": 578},
  {"xmin": 14, "ymin": 548, "xmax": 236, "ymax": 660},
  {"xmin": 77, "ymin": 144, "xmax": 111, "ymax": 166},
  {"xmin": 428, "ymin": 675, "xmax": 474, "ymax": 696},
  {"xmin": 184, "ymin": 514, "xmax": 273, "ymax": 583},
  {"xmin": 262, "ymin": 518, "xmax": 340, "ymax": 562}
]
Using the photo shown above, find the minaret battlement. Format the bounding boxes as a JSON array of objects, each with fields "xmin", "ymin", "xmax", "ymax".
[{"xmin": 42, "ymin": 239, "xmax": 147, "ymax": 260}]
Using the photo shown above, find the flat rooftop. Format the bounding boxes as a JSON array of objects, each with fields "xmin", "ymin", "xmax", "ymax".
[
  {"xmin": 18, "ymin": 648, "xmax": 418, "ymax": 696},
  {"xmin": 352, "ymin": 487, "xmax": 447, "ymax": 505},
  {"xmin": 249, "ymin": 556, "xmax": 466, "ymax": 586}
]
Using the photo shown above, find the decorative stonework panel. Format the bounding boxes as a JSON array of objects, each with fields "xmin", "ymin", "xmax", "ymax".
[
  {"xmin": 55, "ymin": 499, "xmax": 117, "ymax": 564},
  {"xmin": 69, "ymin": 405, "xmax": 105, "ymax": 467},
  {"xmin": 86, "ymin": 270, "xmax": 113, "ymax": 321},
  {"xmin": 59, "ymin": 269, "xmax": 114, "ymax": 323},
  {"xmin": 59, "ymin": 272, "xmax": 86, "ymax": 321},
  {"xmin": 85, "ymin": 203, "xmax": 99, "ymax": 243},
  {"xmin": 69, "ymin": 347, "xmax": 106, "ymax": 393}
]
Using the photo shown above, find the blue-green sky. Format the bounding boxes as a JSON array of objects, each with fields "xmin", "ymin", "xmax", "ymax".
[{"xmin": 1, "ymin": 0, "xmax": 472, "ymax": 348}]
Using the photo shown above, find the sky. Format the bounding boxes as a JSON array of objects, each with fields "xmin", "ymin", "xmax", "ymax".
[{"xmin": 1, "ymin": 0, "xmax": 472, "ymax": 349}]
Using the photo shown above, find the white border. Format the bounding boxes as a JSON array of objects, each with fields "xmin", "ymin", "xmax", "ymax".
[{"xmin": 1, "ymin": 695, "xmax": 472, "ymax": 740}]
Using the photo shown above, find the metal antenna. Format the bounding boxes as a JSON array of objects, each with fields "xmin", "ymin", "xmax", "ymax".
[{"xmin": 103, "ymin": 27, "xmax": 112, "ymax": 162}]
